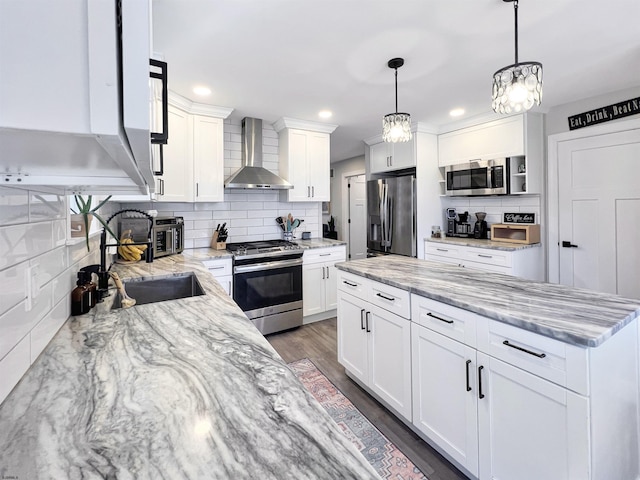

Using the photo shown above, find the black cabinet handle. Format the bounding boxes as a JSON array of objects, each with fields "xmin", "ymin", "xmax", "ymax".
[
  {"xmin": 478, "ymin": 254, "xmax": 493, "ymax": 258},
  {"xmin": 503, "ymin": 340, "xmax": 547, "ymax": 358},
  {"xmin": 360, "ymin": 309, "xmax": 365, "ymax": 330},
  {"xmin": 365, "ymin": 311, "xmax": 371, "ymax": 333},
  {"xmin": 326, "ymin": 266, "xmax": 329, "ymax": 279},
  {"xmin": 562, "ymin": 241, "xmax": 578, "ymax": 248},
  {"xmin": 466, "ymin": 359, "xmax": 472, "ymax": 392},
  {"xmin": 478, "ymin": 366, "xmax": 485, "ymax": 399},
  {"xmin": 426, "ymin": 312, "xmax": 454, "ymax": 324},
  {"xmin": 436, "ymin": 248, "xmax": 449, "ymax": 252},
  {"xmin": 376, "ymin": 292, "xmax": 395, "ymax": 301},
  {"xmin": 343, "ymin": 280, "xmax": 357, "ymax": 287}
]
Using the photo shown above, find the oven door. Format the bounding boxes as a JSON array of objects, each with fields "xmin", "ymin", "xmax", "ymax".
[{"xmin": 233, "ymin": 256, "xmax": 303, "ymax": 319}]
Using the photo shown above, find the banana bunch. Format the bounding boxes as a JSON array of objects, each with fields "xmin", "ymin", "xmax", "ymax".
[{"xmin": 117, "ymin": 229, "xmax": 147, "ymax": 262}]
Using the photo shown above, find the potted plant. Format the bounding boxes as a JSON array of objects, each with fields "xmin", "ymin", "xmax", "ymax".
[{"xmin": 70, "ymin": 195, "xmax": 116, "ymax": 251}]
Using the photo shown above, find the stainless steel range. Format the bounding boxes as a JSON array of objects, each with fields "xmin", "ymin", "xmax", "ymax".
[{"xmin": 227, "ymin": 240, "xmax": 304, "ymax": 335}]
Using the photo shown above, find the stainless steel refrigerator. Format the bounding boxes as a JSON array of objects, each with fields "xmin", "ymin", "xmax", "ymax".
[{"xmin": 367, "ymin": 175, "xmax": 416, "ymax": 257}]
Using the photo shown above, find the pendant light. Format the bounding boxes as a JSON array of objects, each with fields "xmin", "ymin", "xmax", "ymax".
[
  {"xmin": 492, "ymin": 0, "xmax": 542, "ymax": 114},
  {"xmin": 382, "ymin": 58, "xmax": 412, "ymax": 143}
]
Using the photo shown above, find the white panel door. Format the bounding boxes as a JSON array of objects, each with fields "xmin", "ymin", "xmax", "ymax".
[
  {"xmin": 477, "ymin": 353, "xmax": 589, "ymax": 480},
  {"xmin": 156, "ymin": 106, "xmax": 192, "ymax": 202},
  {"xmin": 336, "ymin": 292, "xmax": 368, "ymax": 384},
  {"xmin": 286, "ymin": 129, "xmax": 309, "ymax": 202},
  {"xmin": 348, "ymin": 174, "xmax": 367, "ymax": 260},
  {"xmin": 193, "ymin": 115, "xmax": 224, "ymax": 202},
  {"xmin": 558, "ymin": 129, "xmax": 640, "ymax": 298},
  {"xmin": 411, "ymin": 323, "xmax": 478, "ymax": 476},
  {"xmin": 324, "ymin": 263, "xmax": 339, "ymax": 311},
  {"xmin": 368, "ymin": 304, "xmax": 412, "ymax": 420},
  {"xmin": 307, "ymin": 132, "xmax": 330, "ymax": 201},
  {"xmin": 302, "ymin": 263, "xmax": 325, "ymax": 316}
]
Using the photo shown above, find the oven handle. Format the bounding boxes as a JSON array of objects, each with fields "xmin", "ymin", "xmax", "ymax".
[{"xmin": 234, "ymin": 258, "xmax": 303, "ymax": 274}]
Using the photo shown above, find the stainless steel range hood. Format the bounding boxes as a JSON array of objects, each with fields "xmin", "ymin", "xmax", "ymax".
[{"xmin": 224, "ymin": 117, "xmax": 292, "ymax": 189}]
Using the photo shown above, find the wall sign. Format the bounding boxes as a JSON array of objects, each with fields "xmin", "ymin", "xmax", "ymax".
[
  {"xmin": 568, "ymin": 96, "xmax": 640, "ymax": 131},
  {"xmin": 503, "ymin": 212, "xmax": 536, "ymax": 224}
]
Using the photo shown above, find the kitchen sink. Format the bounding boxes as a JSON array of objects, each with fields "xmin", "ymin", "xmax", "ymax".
[{"xmin": 111, "ymin": 272, "xmax": 205, "ymax": 309}]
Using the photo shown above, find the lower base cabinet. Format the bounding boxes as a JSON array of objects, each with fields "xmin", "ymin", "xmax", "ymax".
[
  {"xmin": 202, "ymin": 258, "xmax": 232, "ymax": 296},
  {"xmin": 337, "ymin": 280, "xmax": 412, "ymax": 420}
]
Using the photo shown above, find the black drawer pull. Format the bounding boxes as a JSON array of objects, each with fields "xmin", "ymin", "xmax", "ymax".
[
  {"xmin": 365, "ymin": 311, "xmax": 371, "ymax": 332},
  {"xmin": 478, "ymin": 254, "xmax": 493, "ymax": 258},
  {"xmin": 426, "ymin": 312, "xmax": 454, "ymax": 324},
  {"xmin": 343, "ymin": 280, "xmax": 358, "ymax": 287},
  {"xmin": 478, "ymin": 365, "xmax": 485, "ymax": 399},
  {"xmin": 376, "ymin": 292, "xmax": 395, "ymax": 301},
  {"xmin": 465, "ymin": 359, "xmax": 472, "ymax": 392},
  {"xmin": 503, "ymin": 340, "xmax": 547, "ymax": 358},
  {"xmin": 436, "ymin": 248, "xmax": 449, "ymax": 252},
  {"xmin": 360, "ymin": 309, "xmax": 365, "ymax": 330}
]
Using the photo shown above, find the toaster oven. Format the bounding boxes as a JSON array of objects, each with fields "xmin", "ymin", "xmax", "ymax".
[{"xmin": 119, "ymin": 216, "xmax": 184, "ymax": 258}]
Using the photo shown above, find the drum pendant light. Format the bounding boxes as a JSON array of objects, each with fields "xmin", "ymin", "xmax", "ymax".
[
  {"xmin": 492, "ymin": 0, "xmax": 543, "ymax": 114},
  {"xmin": 382, "ymin": 58, "xmax": 412, "ymax": 143}
]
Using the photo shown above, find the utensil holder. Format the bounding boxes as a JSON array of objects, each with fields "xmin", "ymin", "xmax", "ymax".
[{"xmin": 283, "ymin": 231, "xmax": 293, "ymax": 242}]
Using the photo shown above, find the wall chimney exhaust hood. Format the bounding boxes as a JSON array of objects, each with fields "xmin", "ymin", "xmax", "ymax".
[{"xmin": 224, "ymin": 117, "xmax": 293, "ymax": 189}]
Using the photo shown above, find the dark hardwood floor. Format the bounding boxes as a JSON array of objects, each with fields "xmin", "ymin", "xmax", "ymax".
[{"xmin": 267, "ymin": 318, "xmax": 468, "ymax": 480}]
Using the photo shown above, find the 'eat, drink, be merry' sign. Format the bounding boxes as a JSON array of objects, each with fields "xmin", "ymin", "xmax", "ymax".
[{"xmin": 568, "ymin": 96, "xmax": 640, "ymax": 130}]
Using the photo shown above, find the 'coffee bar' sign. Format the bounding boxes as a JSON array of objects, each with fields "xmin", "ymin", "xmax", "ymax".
[{"xmin": 568, "ymin": 96, "xmax": 640, "ymax": 130}]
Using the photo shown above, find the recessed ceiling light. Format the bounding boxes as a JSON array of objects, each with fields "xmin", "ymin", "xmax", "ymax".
[
  {"xmin": 449, "ymin": 108, "xmax": 465, "ymax": 117},
  {"xmin": 193, "ymin": 86, "xmax": 211, "ymax": 96},
  {"xmin": 318, "ymin": 110, "xmax": 333, "ymax": 119}
]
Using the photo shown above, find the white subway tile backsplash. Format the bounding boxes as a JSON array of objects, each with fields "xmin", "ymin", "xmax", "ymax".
[
  {"xmin": 0, "ymin": 187, "xmax": 29, "ymax": 226},
  {"xmin": 230, "ymin": 218, "xmax": 265, "ymax": 228},
  {"xmin": 29, "ymin": 192, "xmax": 65, "ymax": 221},
  {"xmin": 52, "ymin": 265, "xmax": 77, "ymax": 306},
  {"xmin": 0, "ymin": 262, "xmax": 27, "ymax": 316},
  {"xmin": 248, "ymin": 209, "xmax": 278, "ymax": 219},
  {"xmin": 176, "ymin": 210, "xmax": 213, "ymax": 221},
  {"xmin": 53, "ymin": 219, "xmax": 66, "ymax": 247},
  {"xmin": 0, "ymin": 335, "xmax": 30, "ymax": 405},
  {"xmin": 0, "ymin": 222, "xmax": 53, "ymax": 270},
  {"xmin": 0, "ymin": 289, "xmax": 46, "ymax": 361},
  {"xmin": 231, "ymin": 202, "xmax": 263, "ymax": 211},
  {"xmin": 30, "ymin": 298, "xmax": 68, "ymax": 364},
  {"xmin": 31, "ymin": 247, "xmax": 67, "ymax": 289}
]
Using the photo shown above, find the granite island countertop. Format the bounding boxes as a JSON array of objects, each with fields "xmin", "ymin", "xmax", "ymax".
[
  {"xmin": 0, "ymin": 255, "xmax": 379, "ymax": 480},
  {"xmin": 336, "ymin": 255, "xmax": 640, "ymax": 347}
]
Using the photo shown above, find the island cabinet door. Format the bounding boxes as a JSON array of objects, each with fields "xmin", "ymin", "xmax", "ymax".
[
  {"xmin": 411, "ymin": 323, "xmax": 479, "ymax": 477},
  {"xmin": 477, "ymin": 352, "xmax": 590, "ymax": 480},
  {"xmin": 368, "ymin": 304, "xmax": 412, "ymax": 421},
  {"xmin": 337, "ymin": 291, "xmax": 369, "ymax": 384}
]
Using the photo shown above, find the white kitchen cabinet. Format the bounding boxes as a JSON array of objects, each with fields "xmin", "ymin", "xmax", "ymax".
[
  {"xmin": 202, "ymin": 258, "xmax": 232, "ymax": 296},
  {"xmin": 155, "ymin": 96, "xmax": 231, "ymax": 203},
  {"xmin": 303, "ymin": 246, "xmax": 346, "ymax": 317},
  {"xmin": 337, "ymin": 271, "xmax": 412, "ymax": 420},
  {"xmin": 412, "ymin": 323, "xmax": 479, "ymax": 477},
  {"xmin": 425, "ymin": 241, "xmax": 544, "ymax": 281},
  {"xmin": 274, "ymin": 118, "xmax": 337, "ymax": 202},
  {"xmin": 155, "ymin": 105, "xmax": 191, "ymax": 202},
  {"xmin": 369, "ymin": 139, "xmax": 415, "ymax": 174},
  {"xmin": 437, "ymin": 113, "xmax": 543, "ymax": 195}
]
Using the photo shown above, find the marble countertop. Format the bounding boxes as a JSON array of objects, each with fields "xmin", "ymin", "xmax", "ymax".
[
  {"xmin": 295, "ymin": 238, "xmax": 347, "ymax": 249},
  {"xmin": 0, "ymin": 256, "xmax": 379, "ymax": 479},
  {"xmin": 426, "ymin": 236, "xmax": 540, "ymax": 251},
  {"xmin": 336, "ymin": 255, "xmax": 640, "ymax": 347}
]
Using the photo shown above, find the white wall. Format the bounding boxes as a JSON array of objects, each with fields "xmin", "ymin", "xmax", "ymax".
[
  {"xmin": 0, "ymin": 187, "xmax": 114, "ymax": 406},
  {"xmin": 123, "ymin": 118, "xmax": 322, "ymax": 246}
]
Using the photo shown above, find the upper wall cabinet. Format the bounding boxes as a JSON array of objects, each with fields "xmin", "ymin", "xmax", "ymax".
[
  {"xmin": 0, "ymin": 0, "xmax": 156, "ymax": 194},
  {"xmin": 275, "ymin": 118, "xmax": 337, "ymax": 202},
  {"xmin": 154, "ymin": 94, "xmax": 232, "ymax": 203},
  {"xmin": 438, "ymin": 113, "xmax": 544, "ymax": 194},
  {"xmin": 369, "ymin": 140, "xmax": 415, "ymax": 174}
]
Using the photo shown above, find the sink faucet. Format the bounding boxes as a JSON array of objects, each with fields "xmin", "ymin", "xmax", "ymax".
[{"xmin": 96, "ymin": 209, "xmax": 155, "ymax": 300}]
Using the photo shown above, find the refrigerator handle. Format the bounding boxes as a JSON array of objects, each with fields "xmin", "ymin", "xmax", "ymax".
[
  {"xmin": 386, "ymin": 186, "xmax": 393, "ymax": 248},
  {"xmin": 379, "ymin": 183, "xmax": 386, "ymax": 246}
]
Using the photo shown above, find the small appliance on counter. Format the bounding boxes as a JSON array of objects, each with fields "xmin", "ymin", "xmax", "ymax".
[
  {"xmin": 473, "ymin": 211, "xmax": 488, "ymax": 239},
  {"xmin": 119, "ymin": 216, "xmax": 184, "ymax": 258},
  {"xmin": 446, "ymin": 208, "xmax": 474, "ymax": 238}
]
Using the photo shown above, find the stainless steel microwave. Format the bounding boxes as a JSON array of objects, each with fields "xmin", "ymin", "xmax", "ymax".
[{"xmin": 445, "ymin": 158, "xmax": 509, "ymax": 196}]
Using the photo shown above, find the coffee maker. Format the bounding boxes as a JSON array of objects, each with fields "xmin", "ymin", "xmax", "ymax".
[
  {"xmin": 446, "ymin": 208, "xmax": 473, "ymax": 237},
  {"xmin": 473, "ymin": 212, "xmax": 488, "ymax": 239}
]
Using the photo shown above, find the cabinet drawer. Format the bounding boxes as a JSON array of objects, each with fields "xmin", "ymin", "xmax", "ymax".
[
  {"xmin": 303, "ymin": 246, "xmax": 346, "ymax": 264},
  {"xmin": 411, "ymin": 295, "xmax": 477, "ymax": 347},
  {"xmin": 425, "ymin": 242, "xmax": 464, "ymax": 260},
  {"xmin": 464, "ymin": 247, "xmax": 512, "ymax": 267},
  {"xmin": 337, "ymin": 271, "xmax": 367, "ymax": 298},
  {"xmin": 476, "ymin": 318, "xmax": 588, "ymax": 395},
  {"xmin": 369, "ymin": 281, "xmax": 411, "ymax": 319},
  {"xmin": 202, "ymin": 258, "xmax": 232, "ymax": 277}
]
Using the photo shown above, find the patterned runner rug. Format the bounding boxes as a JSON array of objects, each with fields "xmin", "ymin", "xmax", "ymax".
[{"xmin": 288, "ymin": 358, "xmax": 427, "ymax": 480}]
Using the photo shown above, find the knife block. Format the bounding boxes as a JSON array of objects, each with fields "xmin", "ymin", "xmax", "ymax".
[{"xmin": 210, "ymin": 231, "xmax": 227, "ymax": 250}]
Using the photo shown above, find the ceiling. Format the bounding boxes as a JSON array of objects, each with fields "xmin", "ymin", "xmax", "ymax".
[{"xmin": 152, "ymin": 0, "xmax": 640, "ymax": 163}]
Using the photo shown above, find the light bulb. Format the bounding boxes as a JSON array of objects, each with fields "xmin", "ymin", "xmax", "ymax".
[{"xmin": 508, "ymin": 82, "xmax": 528, "ymax": 105}]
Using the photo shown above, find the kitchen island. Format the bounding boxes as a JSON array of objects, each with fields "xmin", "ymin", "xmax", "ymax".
[
  {"xmin": 0, "ymin": 255, "xmax": 379, "ymax": 480},
  {"xmin": 335, "ymin": 255, "xmax": 640, "ymax": 480}
]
